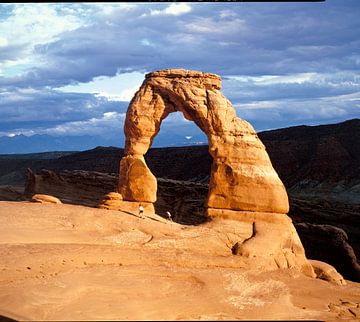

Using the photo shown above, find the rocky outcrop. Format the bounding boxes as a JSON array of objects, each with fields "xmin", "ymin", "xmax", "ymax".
[
  {"xmin": 0, "ymin": 186, "xmax": 25, "ymax": 201},
  {"xmin": 207, "ymin": 210, "xmax": 315, "ymax": 277},
  {"xmin": 24, "ymin": 168, "xmax": 117, "ymax": 207},
  {"xmin": 99, "ymin": 192, "xmax": 155, "ymax": 215},
  {"xmin": 258, "ymin": 119, "xmax": 360, "ymax": 205},
  {"xmin": 295, "ymin": 223, "xmax": 360, "ymax": 281},
  {"xmin": 30, "ymin": 194, "xmax": 62, "ymax": 204},
  {"xmin": 309, "ymin": 260, "xmax": 347, "ymax": 286},
  {"xmin": 23, "ymin": 168, "xmax": 359, "ymax": 281},
  {"xmin": 119, "ymin": 69, "xmax": 288, "ymax": 214},
  {"xmin": 113, "ymin": 69, "xmax": 315, "ymax": 276}
]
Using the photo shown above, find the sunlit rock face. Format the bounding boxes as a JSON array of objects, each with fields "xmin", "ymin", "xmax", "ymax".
[{"xmin": 119, "ymin": 69, "xmax": 289, "ymax": 214}]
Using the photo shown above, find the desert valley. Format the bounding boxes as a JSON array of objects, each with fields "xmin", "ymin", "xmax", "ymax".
[{"xmin": 0, "ymin": 69, "xmax": 359, "ymax": 321}]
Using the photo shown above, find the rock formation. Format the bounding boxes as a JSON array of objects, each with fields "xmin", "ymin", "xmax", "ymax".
[
  {"xmin": 30, "ymin": 194, "xmax": 62, "ymax": 204},
  {"xmin": 25, "ymin": 169, "xmax": 117, "ymax": 207},
  {"xmin": 309, "ymin": 260, "xmax": 347, "ymax": 286},
  {"xmin": 99, "ymin": 191, "xmax": 155, "ymax": 215},
  {"xmin": 118, "ymin": 69, "xmax": 288, "ymax": 214},
  {"xmin": 295, "ymin": 222, "xmax": 360, "ymax": 281},
  {"xmin": 111, "ymin": 69, "xmax": 318, "ymax": 276}
]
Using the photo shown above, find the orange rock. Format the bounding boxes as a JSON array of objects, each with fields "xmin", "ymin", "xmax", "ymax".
[
  {"xmin": 119, "ymin": 156, "xmax": 157, "ymax": 203},
  {"xmin": 207, "ymin": 208, "xmax": 315, "ymax": 277},
  {"xmin": 309, "ymin": 259, "xmax": 347, "ymax": 285},
  {"xmin": 99, "ymin": 198, "xmax": 155, "ymax": 215},
  {"xmin": 119, "ymin": 69, "xmax": 289, "ymax": 213},
  {"xmin": 30, "ymin": 194, "xmax": 62, "ymax": 204}
]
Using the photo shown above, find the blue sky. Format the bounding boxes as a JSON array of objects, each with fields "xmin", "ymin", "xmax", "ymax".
[{"xmin": 0, "ymin": 1, "xmax": 359, "ymax": 150}]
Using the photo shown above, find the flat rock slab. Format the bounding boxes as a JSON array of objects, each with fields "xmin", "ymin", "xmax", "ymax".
[{"xmin": 0, "ymin": 201, "xmax": 359, "ymax": 321}]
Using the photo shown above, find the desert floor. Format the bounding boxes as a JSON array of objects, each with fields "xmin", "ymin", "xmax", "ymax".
[{"xmin": 0, "ymin": 201, "xmax": 359, "ymax": 321}]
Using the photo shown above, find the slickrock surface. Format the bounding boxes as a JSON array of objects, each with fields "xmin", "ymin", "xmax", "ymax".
[
  {"xmin": 22, "ymin": 169, "xmax": 360, "ymax": 281},
  {"xmin": 0, "ymin": 201, "xmax": 359, "ymax": 321},
  {"xmin": 119, "ymin": 69, "xmax": 289, "ymax": 214}
]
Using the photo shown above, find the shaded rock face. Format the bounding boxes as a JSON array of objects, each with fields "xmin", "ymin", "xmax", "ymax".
[
  {"xmin": 24, "ymin": 168, "xmax": 118, "ymax": 207},
  {"xmin": 295, "ymin": 223, "xmax": 360, "ymax": 282},
  {"xmin": 24, "ymin": 168, "xmax": 207, "ymax": 224},
  {"xmin": 119, "ymin": 69, "xmax": 289, "ymax": 214}
]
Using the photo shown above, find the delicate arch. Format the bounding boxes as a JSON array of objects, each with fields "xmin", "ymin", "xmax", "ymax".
[{"xmin": 119, "ymin": 69, "xmax": 289, "ymax": 214}]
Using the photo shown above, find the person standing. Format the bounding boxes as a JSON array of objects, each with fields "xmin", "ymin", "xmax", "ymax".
[
  {"xmin": 139, "ymin": 204, "xmax": 144, "ymax": 218},
  {"xmin": 166, "ymin": 211, "xmax": 172, "ymax": 221}
]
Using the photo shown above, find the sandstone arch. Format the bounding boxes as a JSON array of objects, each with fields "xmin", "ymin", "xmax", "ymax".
[
  {"xmin": 98, "ymin": 69, "xmax": 323, "ymax": 277},
  {"xmin": 118, "ymin": 69, "xmax": 289, "ymax": 215}
]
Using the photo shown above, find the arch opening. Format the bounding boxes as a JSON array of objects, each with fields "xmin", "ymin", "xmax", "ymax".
[{"xmin": 144, "ymin": 111, "xmax": 212, "ymax": 225}]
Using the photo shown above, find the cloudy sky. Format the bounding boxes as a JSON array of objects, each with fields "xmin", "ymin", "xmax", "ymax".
[{"xmin": 0, "ymin": 1, "xmax": 359, "ymax": 151}]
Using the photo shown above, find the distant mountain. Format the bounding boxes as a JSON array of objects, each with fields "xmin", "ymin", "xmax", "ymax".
[
  {"xmin": 0, "ymin": 151, "xmax": 76, "ymax": 160},
  {"xmin": 0, "ymin": 130, "xmax": 208, "ymax": 154},
  {"xmin": 0, "ymin": 134, "xmax": 110, "ymax": 154},
  {"xmin": 258, "ymin": 118, "xmax": 360, "ymax": 204},
  {"xmin": 1, "ymin": 119, "xmax": 359, "ymax": 192}
]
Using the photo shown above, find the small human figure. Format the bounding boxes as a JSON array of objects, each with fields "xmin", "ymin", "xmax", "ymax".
[
  {"xmin": 166, "ymin": 211, "xmax": 172, "ymax": 221},
  {"xmin": 139, "ymin": 204, "xmax": 144, "ymax": 218}
]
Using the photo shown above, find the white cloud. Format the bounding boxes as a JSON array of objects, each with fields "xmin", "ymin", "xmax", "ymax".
[
  {"xmin": 4, "ymin": 112, "xmax": 125, "ymax": 137},
  {"xmin": 43, "ymin": 111, "xmax": 125, "ymax": 136},
  {"xmin": 234, "ymin": 101, "xmax": 278, "ymax": 110},
  {"xmin": 185, "ymin": 17, "xmax": 245, "ymax": 34},
  {"xmin": 0, "ymin": 4, "xmax": 86, "ymax": 77},
  {"xmin": 0, "ymin": 4, "xmax": 83, "ymax": 47},
  {"xmin": 149, "ymin": 3, "xmax": 191, "ymax": 16},
  {"xmin": 219, "ymin": 9, "xmax": 238, "ymax": 19},
  {"xmin": 56, "ymin": 71, "xmax": 144, "ymax": 102},
  {"xmin": 226, "ymin": 73, "xmax": 319, "ymax": 85},
  {"xmin": 140, "ymin": 38, "xmax": 156, "ymax": 47},
  {"xmin": 115, "ymin": 85, "xmax": 141, "ymax": 101},
  {"xmin": 0, "ymin": 36, "xmax": 8, "ymax": 47}
]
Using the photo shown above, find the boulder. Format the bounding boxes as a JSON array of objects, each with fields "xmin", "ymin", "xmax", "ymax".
[
  {"xmin": 98, "ymin": 196, "xmax": 155, "ymax": 216},
  {"xmin": 30, "ymin": 194, "xmax": 62, "ymax": 204},
  {"xmin": 310, "ymin": 260, "xmax": 347, "ymax": 285}
]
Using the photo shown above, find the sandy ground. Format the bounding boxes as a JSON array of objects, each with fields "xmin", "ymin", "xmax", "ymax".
[{"xmin": 0, "ymin": 201, "xmax": 359, "ymax": 321}]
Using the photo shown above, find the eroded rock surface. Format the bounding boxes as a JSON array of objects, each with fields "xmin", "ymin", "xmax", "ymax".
[
  {"xmin": 24, "ymin": 168, "xmax": 117, "ymax": 207},
  {"xmin": 23, "ymin": 169, "xmax": 359, "ymax": 281},
  {"xmin": 309, "ymin": 260, "xmax": 347, "ymax": 286},
  {"xmin": 113, "ymin": 69, "xmax": 317, "ymax": 277},
  {"xmin": 30, "ymin": 194, "xmax": 62, "ymax": 204},
  {"xmin": 119, "ymin": 69, "xmax": 289, "ymax": 214},
  {"xmin": 295, "ymin": 222, "xmax": 360, "ymax": 281}
]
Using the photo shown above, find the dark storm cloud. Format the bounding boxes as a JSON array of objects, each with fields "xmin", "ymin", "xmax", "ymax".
[
  {"xmin": 0, "ymin": 1, "xmax": 359, "ymax": 143},
  {"xmin": 3, "ymin": 0, "xmax": 358, "ymax": 89},
  {"xmin": 222, "ymin": 73, "xmax": 360, "ymax": 103},
  {"xmin": 0, "ymin": 88, "xmax": 128, "ymax": 132}
]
